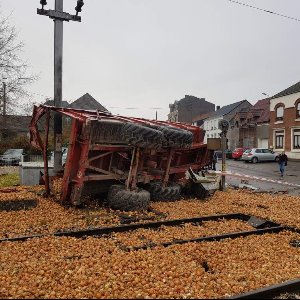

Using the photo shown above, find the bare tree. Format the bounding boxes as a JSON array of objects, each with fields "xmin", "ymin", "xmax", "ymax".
[{"xmin": 0, "ymin": 10, "xmax": 36, "ymax": 115}]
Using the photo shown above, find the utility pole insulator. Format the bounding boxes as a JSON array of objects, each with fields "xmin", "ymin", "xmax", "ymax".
[{"xmin": 75, "ymin": 0, "xmax": 84, "ymax": 15}]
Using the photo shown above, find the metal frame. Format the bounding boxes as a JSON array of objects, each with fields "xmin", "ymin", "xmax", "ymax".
[{"xmin": 30, "ymin": 105, "xmax": 213, "ymax": 205}]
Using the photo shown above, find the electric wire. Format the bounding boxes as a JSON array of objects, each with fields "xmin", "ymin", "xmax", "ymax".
[{"xmin": 227, "ymin": 0, "xmax": 300, "ymax": 23}]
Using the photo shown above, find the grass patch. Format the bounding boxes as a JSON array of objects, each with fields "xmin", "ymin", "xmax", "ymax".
[{"xmin": 0, "ymin": 173, "xmax": 19, "ymax": 188}]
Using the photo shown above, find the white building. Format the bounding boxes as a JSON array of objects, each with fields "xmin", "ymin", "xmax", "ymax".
[{"xmin": 203, "ymin": 100, "xmax": 252, "ymax": 147}]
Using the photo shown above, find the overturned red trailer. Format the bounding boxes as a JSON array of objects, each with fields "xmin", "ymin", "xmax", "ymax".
[{"xmin": 30, "ymin": 105, "xmax": 213, "ymax": 210}]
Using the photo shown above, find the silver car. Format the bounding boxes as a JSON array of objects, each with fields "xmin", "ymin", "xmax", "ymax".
[
  {"xmin": 0, "ymin": 149, "xmax": 24, "ymax": 166},
  {"xmin": 241, "ymin": 148, "xmax": 280, "ymax": 163}
]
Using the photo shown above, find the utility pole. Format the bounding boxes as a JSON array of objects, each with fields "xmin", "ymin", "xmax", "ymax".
[
  {"xmin": 218, "ymin": 119, "xmax": 229, "ymax": 191},
  {"xmin": 2, "ymin": 81, "xmax": 6, "ymax": 116},
  {"xmin": 37, "ymin": 0, "xmax": 84, "ymax": 173}
]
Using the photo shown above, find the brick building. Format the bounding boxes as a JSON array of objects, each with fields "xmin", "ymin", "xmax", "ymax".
[
  {"xmin": 269, "ymin": 81, "xmax": 300, "ymax": 160},
  {"xmin": 168, "ymin": 95, "xmax": 215, "ymax": 124},
  {"xmin": 230, "ymin": 98, "xmax": 270, "ymax": 149}
]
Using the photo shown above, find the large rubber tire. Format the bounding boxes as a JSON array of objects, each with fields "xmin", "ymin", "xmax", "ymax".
[
  {"xmin": 149, "ymin": 125, "xmax": 193, "ymax": 148},
  {"xmin": 160, "ymin": 127, "xmax": 193, "ymax": 148},
  {"xmin": 90, "ymin": 120, "xmax": 124, "ymax": 144},
  {"xmin": 120, "ymin": 123, "xmax": 164, "ymax": 149},
  {"xmin": 107, "ymin": 185, "xmax": 150, "ymax": 211},
  {"xmin": 144, "ymin": 181, "xmax": 181, "ymax": 202},
  {"xmin": 252, "ymin": 157, "xmax": 258, "ymax": 164}
]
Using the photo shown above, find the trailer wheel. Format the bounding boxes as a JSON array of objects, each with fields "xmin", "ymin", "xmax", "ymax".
[
  {"xmin": 107, "ymin": 185, "xmax": 150, "ymax": 211},
  {"xmin": 145, "ymin": 182, "xmax": 181, "ymax": 202},
  {"xmin": 120, "ymin": 123, "xmax": 163, "ymax": 149}
]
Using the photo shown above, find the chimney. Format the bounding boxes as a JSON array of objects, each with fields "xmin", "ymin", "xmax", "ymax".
[{"xmin": 216, "ymin": 106, "xmax": 220, "ymax": 111}]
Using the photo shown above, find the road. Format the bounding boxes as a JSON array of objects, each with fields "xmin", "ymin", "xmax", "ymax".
[{"xmin": 215, "ymin": 159, "xmax": 300, "ymax": 195}]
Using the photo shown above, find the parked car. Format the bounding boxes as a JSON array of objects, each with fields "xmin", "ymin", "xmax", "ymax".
[
  {"xmin": 0, "ymin": 149, "xmax": 25, "ymax": 166},
  {"xmin": 232, "ymin": 147, "xmax": 249, "ymax": 160},
  {"xmin": 241, "ymin": 148, "xmax": 280, "ymax": 163}
]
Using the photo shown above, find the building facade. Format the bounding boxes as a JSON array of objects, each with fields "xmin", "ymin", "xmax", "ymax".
[
  {"xmin": 203, "ymin": 100, "xmax": 252, "ymax": 149},
  {"xmin": 229, "ymin": 99, "xmax": 270, "ymax": 149},
  {"xmin": 269, "ymin": 81, "xmax": 300, "ymax": 160},
  {"xmin": 168, "ymin": 95, "xmax": 215, "ymax": 124}
]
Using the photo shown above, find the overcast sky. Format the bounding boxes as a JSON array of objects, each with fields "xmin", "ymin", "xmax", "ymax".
[{"xmin": 1, "ymin": 0, "xmax": 300, "ymax": 120}]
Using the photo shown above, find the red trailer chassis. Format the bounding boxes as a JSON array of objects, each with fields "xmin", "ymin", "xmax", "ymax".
[{"xmin": 30, "ymin": 105, "xmax": 213, "ymax": 207}]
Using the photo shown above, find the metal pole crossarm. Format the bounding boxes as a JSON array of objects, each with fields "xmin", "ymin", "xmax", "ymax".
[{"xmin": 37, "ymin": 8, "xmax": 81, "ymax": 22}]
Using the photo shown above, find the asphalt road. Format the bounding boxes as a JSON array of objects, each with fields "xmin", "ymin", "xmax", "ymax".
[{"xmin": 215, "ymin": 159, "xmax": 300, "ymax": 195}]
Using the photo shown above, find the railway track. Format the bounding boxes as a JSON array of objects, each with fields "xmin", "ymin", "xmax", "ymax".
[
  {"xmin": 1, "ymin": 212, "xmax": 300, "ymax": 298},
  {"xmin": 228, "ymin": 278, "xmax": 300, "ymax": 299},
  {"xmin": 0, "ymin": 213, "xmax": 280, "ymax": 245}
]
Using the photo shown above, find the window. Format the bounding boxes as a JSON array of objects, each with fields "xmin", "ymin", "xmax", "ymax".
[
  {"xmin": 255, "ymin": 149, "xmax": 262, "ymax": 153},
  {"xmin": 275, "ymin": 130, "xmax": 284, "ymax": 149},
  {"xmin": 214, "ymin": 120, "xmax": 217, "ymax": 129},
  {"xmin": 262, "ymin": 149, "xmax": 272, "ymax": 154},
  {"xmin": 275, "ymin": 105, "xmax": 284, "ymax": 121},
  {"xmin": 296, "ymin": 100, "xmax": 300, "ymax": 118},
  {"xmin": 293, "ymin": 129, "xmax": 300, "ymax": 149}
]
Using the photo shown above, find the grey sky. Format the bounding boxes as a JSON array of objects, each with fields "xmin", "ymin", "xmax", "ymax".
[{"xmin": 1, "ymin": 0, "xmax": 300, "ymax": 120}]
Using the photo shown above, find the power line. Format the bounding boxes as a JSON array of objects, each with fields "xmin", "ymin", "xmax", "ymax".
[{"xmin": 227, "ymin": 0, "xmax": 300, "ymax": 23}]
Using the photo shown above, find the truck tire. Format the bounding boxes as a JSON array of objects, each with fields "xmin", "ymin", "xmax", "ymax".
[
  {"xmin": 144, "ymin": 181, "xmax": 181, "ymax": 202},
  {"xmin": 159, "ymin": 126, "xmax": 193, "ymax": 148},
  {"xmin": 90, "ymin": 120, "xmax": 124, "ymax": 144},
  {"xmin": 120, "ymin": 123, "xmax": 163, "ymax": 149},
  {"xmin": 149, "ymin": 124, "xmax": 193, "ymax": 148},
  {"xmin": 107, "ymin": 185, "xmax": 150, "ymax": 211}
]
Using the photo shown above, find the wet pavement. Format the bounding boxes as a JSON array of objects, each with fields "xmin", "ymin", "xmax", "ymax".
[{"xmin": 216, "ymin": 159, "xmax": 300, "ymax": 195}]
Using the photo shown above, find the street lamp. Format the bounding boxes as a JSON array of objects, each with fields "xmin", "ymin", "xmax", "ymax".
[{"xmin": 37, "ymin": 0, "xmax": 84, "ymax": 173}]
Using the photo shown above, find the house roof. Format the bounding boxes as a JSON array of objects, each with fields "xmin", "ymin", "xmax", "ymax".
[
  {"xmin": 272, "ymin": 81, "xmax": 300, "ymax": 99},
  {"xmin": 68, "ymin": 93, "xmax": 108, "ymax": 111},
  {"xmin": 192, "ymin": 111, "xmax": 214, "ymax": 122},
  {"xmin": 207, "ymin": 100, "xmax": 249, "ymax": 119},
  {"xmin": 253, "ymin": 98, "xmax": 270, "ymax": 123}
]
